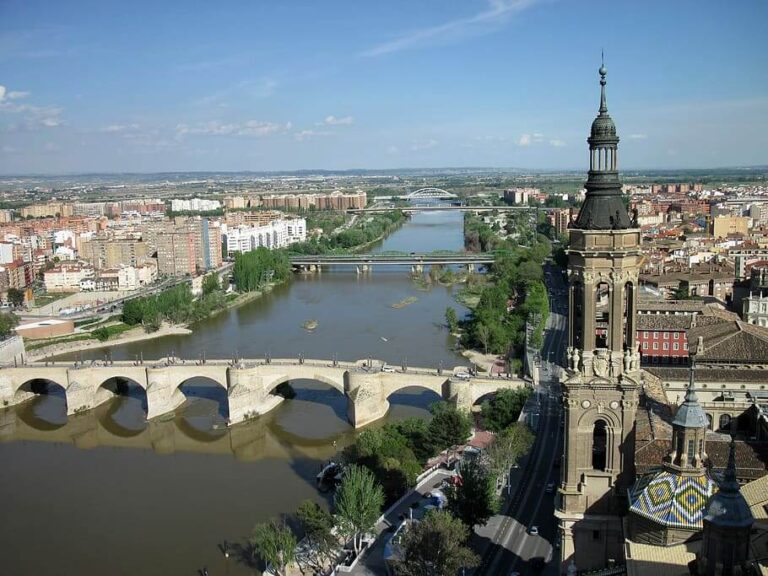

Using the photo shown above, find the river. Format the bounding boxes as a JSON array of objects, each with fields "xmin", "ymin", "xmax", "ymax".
[{"xmin": 0, "ymin": 211, "xmax": 472, "ymax": 575}]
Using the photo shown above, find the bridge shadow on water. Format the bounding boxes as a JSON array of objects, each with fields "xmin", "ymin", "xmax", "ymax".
[
  {"xmin": 15, "ymin": 381, "xmax": 68, "ymax": 430},
  {"xmin": 177, "ymin": 377, "xmax": 230, "ymax": 431}
]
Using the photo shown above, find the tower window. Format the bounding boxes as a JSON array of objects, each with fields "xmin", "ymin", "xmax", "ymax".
[{"xmin": 592, "ymin": 420, "xmax": 608, "ymax": 471}]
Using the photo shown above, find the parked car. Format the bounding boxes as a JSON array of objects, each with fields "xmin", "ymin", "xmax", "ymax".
[{"xmin": 528, "ymin": 525, "xmax": 539, "ymax": 535}]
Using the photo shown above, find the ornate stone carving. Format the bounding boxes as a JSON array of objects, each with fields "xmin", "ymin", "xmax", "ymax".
[
  {"xmin": 593, "ymin": 351, "xmax": 609, "ymax": 378},
  {"xmin": 581, "ymin": 400, "xmax": 591, "ymax": 409},
  {"xmin": 610, "ymin": 400, "xmax": 620, "ymax": 410},
  {"xmin": 623, "ymin": 349, "xmax": 631, "ymax": 373}
]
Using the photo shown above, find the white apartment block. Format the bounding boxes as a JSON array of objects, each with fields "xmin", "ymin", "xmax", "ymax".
[
  {"xmin": 224, "ymin": 218, "xmax": 306, "ymax": 255},
  {"xmin": 170, "ymin": 198, "xmax": 221, "ymax": 212},
  {"xmin": 44, "ymin": 265, "xmax": 95, "ymax": 293}
]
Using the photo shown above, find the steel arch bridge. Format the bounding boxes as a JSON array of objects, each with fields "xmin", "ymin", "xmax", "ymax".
[{"xmin": 405, "ymin": 187, "xmax": 458, "ymax": 200}]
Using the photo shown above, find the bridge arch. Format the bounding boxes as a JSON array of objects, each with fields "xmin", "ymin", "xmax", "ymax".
[
  {"xmin": 384, "ymin": 380, "xmax": 451, "ymax": 413},
  {"xmin": 175, "ymin": 376, "xmax": 230, "ymax": 420},
  {"xmin": 407, "ymin": 188, "xmax": 458, "ymax": 200},
  {"xmin": 12, "ymin": 377, "xmax": 68, "ymax": 407},
  {"xmin": 94, "ymin": 376, "xmax": 148, "ymax": 419},
  {"xmin": 264, "ymin": 372, "xmax": 347, "ymax": 396}
]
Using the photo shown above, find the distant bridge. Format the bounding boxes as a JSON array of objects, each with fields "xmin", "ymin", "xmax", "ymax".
[
  {"xmin": 290, "ymin": 252, "xmax": 496, "ymax": 271},
  {"xmin": 406, "ymin": 187, "xmax": 459, "ymax": 200},
  {"xmin": 349, "ymin": 205, "xmax": 541, "ymax": 214},
  {"xmin": 0, "ymin": 357, "xmax": 526, "ymax": 429}
]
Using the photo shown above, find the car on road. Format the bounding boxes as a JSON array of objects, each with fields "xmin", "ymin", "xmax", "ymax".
[
  {"xmin": 381, "ymin": 365, "xmax": 395, "ymax": 373},
  {"xmin": 528, "ymin": 525, "xmax": 539, "ymax": 535},
  {"xmin": 454, "ymin": 372, "xmax": 471, "ymax": 380}
]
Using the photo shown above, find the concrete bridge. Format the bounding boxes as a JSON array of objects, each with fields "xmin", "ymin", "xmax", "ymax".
[
  {"xmin": 0, "ymin": 358, "xmax": 526, "ymax": 428},
  {"xmin": 290, "ymin": 252, "xmax": 496, "ymax": 273}
]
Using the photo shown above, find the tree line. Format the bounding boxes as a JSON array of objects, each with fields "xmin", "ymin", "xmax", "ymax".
[
  {"xmin": 231, "ymin": 247, "xmax": 292, "ymax": 292},
  {"xmin": 121, "ymin": 275, "xmax": 226, "ymax": 331},
  {"xmin": 461, "ymin": 212, "xmax": 552, "ymax": 357},
  {"xmin": 287, "ymin": 211, "xmax": 405, "ymax": 255}
]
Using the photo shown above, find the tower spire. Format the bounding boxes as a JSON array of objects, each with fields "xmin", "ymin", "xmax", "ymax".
[
  {"xmin": 599, "ymin": 54, "xmax": 608, "ymax": 114},
  {"xmin": 721, "ymin": 439, "xmax": 740, "ymax": 493}
]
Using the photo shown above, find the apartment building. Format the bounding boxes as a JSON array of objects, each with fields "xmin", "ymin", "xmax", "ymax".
[
  {"xmin": 224, "ymin": 218, "xmax": 306, "ymax": 255},
  {"xmin": 44, "ymin": 265, "xmax": 95, "ymax": 292},
  {"xmin": 156, "ymin": 229, "xmax": 197, "ymax": 276}
]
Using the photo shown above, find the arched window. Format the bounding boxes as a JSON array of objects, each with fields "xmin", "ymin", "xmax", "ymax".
[
  {"xmin": 706, "ymin": 413, "xmax": 713, "ymax": 430},
  {"xmin": 624, "ymin": 282, "xmax": 635, "ymax": 349},
  {"xmin": 592, "ymin": 420, "xmax": 608, "ymax": 471},
  {"xmin": 595, "ymin": 282, "xmax": 610, "ymax": 348},
  {"xmin": 719, "ymin": 414, "xmax": 731, "ymax": 431},
  {"xmin": 572, "ymin": 282, "xmax": 584, "ymax": 349}
]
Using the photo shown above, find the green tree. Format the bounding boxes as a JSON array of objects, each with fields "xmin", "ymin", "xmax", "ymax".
[
  {"xmin": 481, "ymin": 388, "xmax": 533, "ymax": 432},
  {"xmin": 334, "ymin": 465, "xmax": 384, "ymax": 555},
  {"xmin": 201, "ymin": 272, "xmax": 219, "ymax": 295},
  {"xmin": 427, "ymin": 402, "xmax": 472, "ymax": 452},
  {"xmin": 485, "ymin": 423, "xmax": 535, "ymax": 485},
  {"xmin": 6, "ymin": 288, "xmax": 24, "ymax": 308},
  {"xmin": 295, "ymin": 500, "xmax": 337, "ymax": 574},
  {"xmin": 444, "ymin": 307, "xmax": 458, "ymax": 333},
  {"xmin": 342, "ymin": 428, "xmax": 422, "ymax": 505},
  {"xmin": 447, "ymin": 458, "xmax": 499, "ymax": 528},
  {"xmin": 476, "ymin": 322, "xmax": 490, "ymax": 354},
  {"xmin": 250, "ymin": 520, "xmax": 297, "ymax": 576},
  {"xmin": 394, "ymin": 510, "xmax": 480, "ymax": 576},
  {"xmin": 0, "ymin": 311, "xmax": 19, "ymax": 338},
  {"xmin": 91, "ymin": 327, "xmax": 110, "ymax": 342}
]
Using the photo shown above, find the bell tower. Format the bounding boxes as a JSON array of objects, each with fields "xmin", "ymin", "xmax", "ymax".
[{"xmin": 556, "ymin": 61, "xmax": 642, "ymax": 572}]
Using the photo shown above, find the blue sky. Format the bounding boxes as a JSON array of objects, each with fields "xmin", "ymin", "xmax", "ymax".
[{"xmin": 0, "ymin": 0, "xmax": 766, "ymax": 174}]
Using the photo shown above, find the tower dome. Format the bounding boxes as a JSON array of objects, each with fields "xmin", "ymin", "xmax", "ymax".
[{"xmin": 572, "ymin": 60, "xmax": 632, "ymax": 231}]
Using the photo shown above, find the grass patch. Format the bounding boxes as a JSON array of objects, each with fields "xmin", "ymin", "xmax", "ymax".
[
  {"xmin": 32, "ymin": 292, "xmax": 74, "ymax": 307},
  {"xmin": 26, "ymin": 334, "xmax": 93, "ymax": 351}
]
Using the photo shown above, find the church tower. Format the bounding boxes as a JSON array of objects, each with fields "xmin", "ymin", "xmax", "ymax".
[{"xmin": 556, "ymin": 61, "xmax": 643, "ymax": 571}]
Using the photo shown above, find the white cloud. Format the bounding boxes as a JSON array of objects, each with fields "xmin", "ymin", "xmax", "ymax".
[
  {"xmin": 410, "ymin": 139, "xmax": 438, "ymax": 151},
  {"xmin": 362, "ymin": 0, "xmax": 537, "ymax": 57},
  {"xmin": 0, "ymin": 85, "xmax": 63, "ymax": 128},
  {"xmin": 176, "ymin": 120, "xmax": 291, "ymax": 138},
  {"xmin": 295, "ymin": 129, "xmax": 332, "ymax": 141},
  {"xmin": 102, "ymin": 123, "xmax": 140, "ymax": 133},
  {"xmin": 321, "ymin": 115, "xmax": 354, "ymax": 126},
  {"xmin": 517, "ymin": 133, "xmax": 531, "ymax": 146},
  {"xmin": 628, "ymin": 133, "xmax": 647, "ymax": 140},
  {"xmin": 549, "ymin": 139, "xmax": 566, "ymax": 147}
]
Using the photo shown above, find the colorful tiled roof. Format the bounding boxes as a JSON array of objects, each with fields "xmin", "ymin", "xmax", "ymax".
[{"xmin": 629, "ymin": 470, "xmax": 717, "ymax": 529}]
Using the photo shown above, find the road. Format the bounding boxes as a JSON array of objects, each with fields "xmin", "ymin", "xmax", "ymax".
[{"xmin": 475, "ymin": 264, "xmax": 567, "ymax": 576}]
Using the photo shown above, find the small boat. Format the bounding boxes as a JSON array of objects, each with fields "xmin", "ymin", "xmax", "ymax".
[
  {"xmin": 380, "ymin": 336, "xmax": 388, "ymax": 342},
  {"xmin": 316, "ymin": 461, "xmax": 343, "ymax": 488}
]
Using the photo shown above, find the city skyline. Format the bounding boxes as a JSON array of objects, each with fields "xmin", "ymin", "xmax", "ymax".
[{"xmin": 1, "ymin": 0, "xmax": 767, "ymax": 174}]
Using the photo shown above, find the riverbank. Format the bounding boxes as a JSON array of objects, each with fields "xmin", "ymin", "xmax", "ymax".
[{"xmin": 28, "ymin": 322, "xmax": 192, "ymax": 361}]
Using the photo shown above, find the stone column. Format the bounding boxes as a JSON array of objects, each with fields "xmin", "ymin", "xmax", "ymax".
[
  {"xmin": 345, "ymin": 371, "xmax": 387, "ymax": 428},
  {"xmin": 448, "ymin": 379, "xmax": 472, "ymax": 413},
  {"xmin": 227, "ymin": 365, "xmax": 274, "ymax": 425},
  {"xmin": 146, "ymin": 366, "xmax": 185, "ymax": 420}
]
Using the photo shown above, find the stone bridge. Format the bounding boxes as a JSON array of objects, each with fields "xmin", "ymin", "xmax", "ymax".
[{"xmin": 0, "ymin": 358, "xmax": 527, "ymax": 428}]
